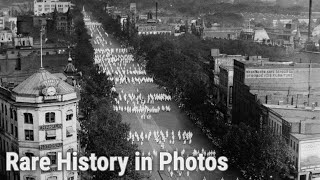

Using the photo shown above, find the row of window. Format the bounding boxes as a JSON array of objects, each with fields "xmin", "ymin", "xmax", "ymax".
[
  {"xmin": 25, "ymin": 127, "xmax": 74, "ymax": 141},
  {"xmin": 0, "ymin": 136, "xmax": 18, "ymax": 153},
  {"xmin": 290, "ymin": 139, "xmax": 299, "ymax": 153},
  {"xmin": 0, "ymin": 117, "xmax": 18, "ymax": 138},
  {"xmin": 1, "ymin": 103, "xmax": 17, "ymax": 121},
  {"xmin": 24, "ymin": 112, "xmax": 73, "ymax": 124},
  {"xmin": 37, "ymin": 4, "xmax": 69, "ymax": 8}
]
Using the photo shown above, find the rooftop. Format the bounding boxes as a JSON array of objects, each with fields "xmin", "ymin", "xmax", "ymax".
[
  {"xmin": 267, "ymin": 105, "xmax": 320, "ymax": 123},
  {"xmin": 12, "ymin": 68, "xmax": 75, "ymax": 97},
  {"xmin": 291, "ymin": 133, "xmax": 320, "ymax": 141},
  {"xmin": 239, "ymin": 60, "xmax": 320, "ymax": 68},
  {"xmin": 219, "ymin": 65, "xmax": 234, "ymax": 71}
]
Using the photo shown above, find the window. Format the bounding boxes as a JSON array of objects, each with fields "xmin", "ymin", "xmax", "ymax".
[
  {"xmin": 45, "ymin": 112, "xmax": 55, "ymax": 123},
  {"xmin": 67, "ymin": 177, "xmax": 74, "ymax": 180},
  {"xmin": 67, "ymin": 148, "xmax": 74, "ymax": 164},
  {"xmin": 10, "ymin": 109, "xmax": 13, "ymax": 119},
  {"xmin": 15, "ymin": 126, "xmax": 18, "ymax": 138},
  {"xmin": 14, "ymin": 110, "xmax": 17, "ymax": 121},
  {"xmin": 25, "ymin": 130, "xmax": 34, "ymax": 141},
  {"xmin": 47, "ymin": 176, "xmax": 57, "ymax": 180},
  {"xmin": 11, "ymin": 123, "xmax": 13, "ymax": 135},
  {"xmin": 5, "ymin": 105, "xmax": 7, "ymax": 115},
  {"xmin": 66, "ymin": 110, "xmax": 73, "ymax": 121},
  {"xmin": 46, "ymin": 130, "xmax": 56, "ymax": 140},
  {"xmin": 26, "ymin": 177, "xmax": 35, "ymax": 180},
  {"xmin": 25, "ymin": 152, "xmax": 34, "ymax": 158},
  {"xmin": 66, "ymin": 126, "xmax": 74, "ymax": 137},
  {"xmin": 24, "ymin": 113, "xmax": 33, "ymax": 124},
  {"xmin": 1, "ymin": 103, "xmax": 3, "ymax": 112},
  {"xmin": 47, "ymin": 153, "xmax": 57, "ymax": 165}
]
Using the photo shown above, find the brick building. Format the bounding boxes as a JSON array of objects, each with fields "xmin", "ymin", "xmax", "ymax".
[{"xmin": 232, "ymin": 59, "xmax": 320, "ymax": 179}]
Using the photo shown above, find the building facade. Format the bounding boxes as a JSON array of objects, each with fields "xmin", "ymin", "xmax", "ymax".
[
  {"xmin": 34, "ymin": 0, "xmax": 72, "ymax": 16},
  {"xmin": 0, "ymin": 68, "xmax": 79, "ymax": 180},
  {"xmin": 232, "ymin": 59, "xmax": 320, "ymax": 179}
]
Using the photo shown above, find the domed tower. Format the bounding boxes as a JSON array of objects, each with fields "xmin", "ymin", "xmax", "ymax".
[{"xmin": 64, "ymin": 52, "xmax": 78, "ymax": 86}]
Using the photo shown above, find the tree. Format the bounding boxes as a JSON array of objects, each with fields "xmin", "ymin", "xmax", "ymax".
[
  {"xmin": 71, "ymin": 4, "xmax": 142, "ymax": 179},
  {"xmin": 221, "ymin": 123, "xmax": 293, "ymax": 179},
  {"xmin": 81, "ymin": 99, "xmax": 142, "ymax": 180}
]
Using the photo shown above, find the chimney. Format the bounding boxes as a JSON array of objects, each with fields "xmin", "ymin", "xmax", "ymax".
[
  {"xmin": 299, "ymin": 119, "xmax": 306, "ymax": 134},
  {"xmin": 156, "ymin": 2, "xmax": 158, "ymax": 21}
]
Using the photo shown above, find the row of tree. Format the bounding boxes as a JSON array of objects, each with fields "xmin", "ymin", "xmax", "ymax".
[{"xmin": 71, "ymin": 5, "xmax": 142, "ymax": 180}]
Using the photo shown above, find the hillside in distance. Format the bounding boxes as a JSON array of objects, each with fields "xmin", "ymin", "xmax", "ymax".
[{"xmin": 112, "ymin": 0, "xmax": 307, "ymax": 16}]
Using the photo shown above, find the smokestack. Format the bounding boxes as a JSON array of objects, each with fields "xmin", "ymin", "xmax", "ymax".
[
  {"xmin": 156, "ymin": 2, "xmax": 158, "ymax": 21},
  {"xmin": 308, "ymin": 0, "xmax": 312, "ymax": 40}
]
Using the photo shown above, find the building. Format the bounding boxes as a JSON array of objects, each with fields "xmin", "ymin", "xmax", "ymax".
[
  {"xmin": 218, "ymin": 65, "xmax": 233, "ymax": 121},
  {"xmin": 290, "ymin": 134, "xmax": 320, "ymax": 180},
  {"xmin": 52, "ymin": 7, "xmax": 73, "ymax": 33},
  {"xmin": 0, "ymin": 66, "xmax": 79, "ymax": 180},
  {"xmin": 0, "ymin": 17, "xmax": 4, "ymax": 30},
  {"xmin": 232, "ymin": 59, "xmax": 320, "ymax": 179},
  {"xmin": 34, "ymin": 0, "xmax": 73, "ymax": 16},
  {"xmin": 203, "ymin": 27, "xmax": 241, "ymax": 40},
  {"xmin": 0, "ymin": 30, "xmax": 13, "ymax": 46},
  {"xmin": 254, "ymin": 28, "xmax": 270, "ymax": 43},
  {"xmin": 14, "ymin": 36, "xmax": 33, "ymax": 48},
  {"xmin": 136, "ymin": 24, "xmax": 174, "ymax": 35},
  {"xmin": 263, "ymin": 105, "xmax": 320, "ymax": 180},
  {"xmin": 17, "ymin": 16, "xmax": 33, "ymax": 36}
]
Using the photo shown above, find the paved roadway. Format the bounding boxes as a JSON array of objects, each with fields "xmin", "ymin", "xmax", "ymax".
[{"xmin": 83, "ymin": 11, "xmax": 242, "ymax": 180}]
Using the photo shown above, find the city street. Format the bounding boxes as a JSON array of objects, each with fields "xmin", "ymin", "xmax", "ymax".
[{"xmin": 84, "ymin": 11, "xmax": 242, "ymax": 180}]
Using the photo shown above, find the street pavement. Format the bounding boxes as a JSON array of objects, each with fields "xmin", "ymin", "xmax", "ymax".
[{"xmin": 83, "ymin": 10, "xmax": 242, "ymax": 180}]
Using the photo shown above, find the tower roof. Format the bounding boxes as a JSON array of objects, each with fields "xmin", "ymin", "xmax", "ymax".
[
  {"xmin": 64, "ymin": 53, "xmax": 77, "ymax": 73},
  {"xmin": 12, "ymin": 68, "xmax": 75, "ymax": 96}
]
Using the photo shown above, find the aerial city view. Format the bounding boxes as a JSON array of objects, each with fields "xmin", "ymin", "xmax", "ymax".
[{"xmin": 0, "ymin": 0, "xmax": 320, "ymax": 180}]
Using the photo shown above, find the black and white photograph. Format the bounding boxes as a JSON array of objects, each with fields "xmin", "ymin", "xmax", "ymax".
[{"xmin": 0, "ymin": 0, "xmax": 320, "ymax": 180}]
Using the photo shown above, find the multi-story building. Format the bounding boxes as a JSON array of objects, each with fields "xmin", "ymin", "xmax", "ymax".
[
  {"xmin": 232, "ymin": 59, "xmax": 320, "ymax": 179},
  {"xmin": 218, "ymin": 65, "xmax": 234, "ymax": 120},
  {"xmin": 0, "ymin": 30, "xmax": 13, "ymax": 46},
  {"xmin": 52, "ymin": 7, "xmax": 73, "ymax": 33},
  {"xmin": 34, "ymin": 0, "xmax": 73, "ymax": 16},
  {"xmin": 0, "ymin": 67, "xmax": 79, "ymax": 180},
  {"xmin": 0, "ymin": 17, "xmax": 4, "ymax": 30}
]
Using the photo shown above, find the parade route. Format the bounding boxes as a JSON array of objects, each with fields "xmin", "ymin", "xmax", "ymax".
[{"xmin": 83, "ymin": 11, "xmax": 242, "ymax": 180}]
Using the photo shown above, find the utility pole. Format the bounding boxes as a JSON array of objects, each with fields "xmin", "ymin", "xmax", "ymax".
[{"xmin": 40, "ymin": 27, "xmax": 44, "ymax": 68}]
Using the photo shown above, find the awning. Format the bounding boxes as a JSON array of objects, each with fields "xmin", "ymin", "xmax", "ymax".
[
  {"xmin": 66, "ymin": 110, "xmax": 73, "ymax": 115},
  {"xmin": 47, "ymin": 152, "xmax": 56, "ymax": 156},
  {"xmin": 66, "ymin": 126, "xmax": 75, "ymax": 135},
  {"xmin": 46, "ymin": 130, "xmax": 56, "ymax": 137},
  {"xmin": 47, "ymin": 176, "xmax": 57, "ymax": 180}
]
